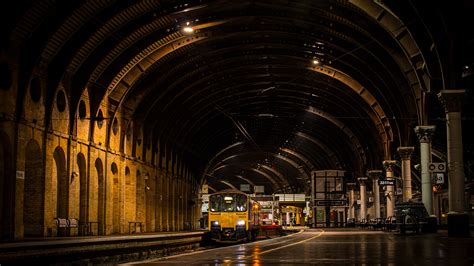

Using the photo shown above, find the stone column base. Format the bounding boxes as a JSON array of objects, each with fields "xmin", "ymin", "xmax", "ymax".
[
  {"xmin": 421, "ymin": 216, "xmax": 438, "ymax": 233},
  {"xmin": 447, "ymin": 213, "xmax": 470, "ymax": 237}
]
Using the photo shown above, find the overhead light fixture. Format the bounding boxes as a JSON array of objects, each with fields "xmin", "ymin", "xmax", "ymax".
[
  {"xmin": 257, "ymin": 113, "xmax": 275, "ymax": 118},
  {"xmin": 261, "ymin": 86, "xmax": 275, "ymax": 93},
  {"xmin": 183, "ymin": 21, "xmax": 194, "ymax": 33},
  {"xmin": 312, "ymin": 59, "xmax": 320, "ymax": 65}
]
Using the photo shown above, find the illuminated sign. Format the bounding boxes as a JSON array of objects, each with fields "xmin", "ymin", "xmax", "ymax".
[
  {"xmin": 378, "ymin": 180, "xmax": 395, "ymax": 186},
  {"xmin": 315, "ymin": 200, "xmax": 345, "ymax": 206}
]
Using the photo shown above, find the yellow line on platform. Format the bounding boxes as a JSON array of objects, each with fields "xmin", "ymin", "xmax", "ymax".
[
  {"xmin": 257, "ymin": 229, "xmax": 325, "ymax": 255},
  {"xmin": 224, "ymin": 229, "xmax": 325, "ymax": 265}
]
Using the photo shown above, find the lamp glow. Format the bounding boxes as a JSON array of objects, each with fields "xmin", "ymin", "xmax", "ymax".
[{"xmin": 183, "ymin": 26, "xmax": 194, "ymax": 33}]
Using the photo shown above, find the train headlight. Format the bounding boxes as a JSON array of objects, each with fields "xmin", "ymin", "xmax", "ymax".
[
  {"xmin": 237, "ymin": 220, "xmax": 245, "ymax": 226},
  {"xmin": 212, "ymin": 221, "xmax": 219, "ymax": 226}
]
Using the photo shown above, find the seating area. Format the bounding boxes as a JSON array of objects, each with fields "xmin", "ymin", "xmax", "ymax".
[
  {"xmin": 353, "ymin": 216, "xmax": 398, "ymax": 232},
  {"xmin": 355, "ymin": 218, "xmax": 370, "ymax": 229},
  {"xmin": 384, "ymin": 216, "xmax": 397, "ymax": 232},
  {"xmin": 55, "ymin": 218, "xmax": 80, "ymax": 236},
  {"xmin": 353, "ymin": 215, "xmax": 431, "ymax": 234},
  {"xmin": 368, "ymin": 218, "xmax": 386, "ymax": 230}
]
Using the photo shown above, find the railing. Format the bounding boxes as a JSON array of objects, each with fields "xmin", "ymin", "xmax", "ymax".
[{"xmin": 128, "ymin": 221, "xmax": 143, "ymax": 234}]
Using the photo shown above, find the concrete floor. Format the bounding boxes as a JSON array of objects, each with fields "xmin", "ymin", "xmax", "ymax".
[{"xmin": 123, "ymin": 228, "xmax": 474, "ymax": 265}]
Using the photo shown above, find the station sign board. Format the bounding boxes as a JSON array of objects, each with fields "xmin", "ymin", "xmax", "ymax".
[
  {"xmin": 240, "ymin": 184, "xmax": 250, "ymax": 192},
  {"xmin": 433, "ymin": 173, "xmax": 445, "ymax": 184},
  {"xmin": 315, "ymin": 200, "xmax": 346, "ymax": 206},
  {"xmin": 378, "ymin": 179, "xmax": 395, "ymax": 186},
  {"xmin": 254, "ymin": 185, "xmax": 264, "ymax": 193}
]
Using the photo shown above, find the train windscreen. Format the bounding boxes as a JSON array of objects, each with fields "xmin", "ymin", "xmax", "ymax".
[{"xmin": 209, "ymin": 193, "xmax": 247, "ymax": 212}]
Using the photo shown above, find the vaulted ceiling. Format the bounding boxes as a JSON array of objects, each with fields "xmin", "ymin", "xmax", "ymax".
[{"xmin": 3, "ymin": 0, "xmax": 473, "ymax": 194}]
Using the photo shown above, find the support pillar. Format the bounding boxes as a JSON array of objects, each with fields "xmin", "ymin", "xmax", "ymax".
[
  {"xmin": 311, "ymin": 172, "xmax": 316, "ymax": 227},
  {"xmin": 358, "ymin": 177, "xmax": 368, "ymax": 221},
  {"xmin": 367, "ymin": 170, "xmax": 382, "ymax": 218},
  {"xmin": 398, "ymin": 147, "xmax": 414, "ymax": 202},
  {"xmin": 383, "ymin": 160, "xmax": 397, "ymax": 217},
  {"xmin": 438, "ymin": 90, "xmax": 469, "ymax": 237},
  {"xmin": 415, "ymin": 126, "xmax": 435, "ymax": 214},
  {"xmin": 346, "ymin": 183, "xmax": 357, "ymax": 220}
]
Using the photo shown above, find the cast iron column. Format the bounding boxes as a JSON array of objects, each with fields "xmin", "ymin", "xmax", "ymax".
[
  {"xmin": 383, "ymin": 160, "xmax": 397, "ymax": 217},
  {"xmin": 358, "ymin": 177, "xmax": 368, "ymax": 221},
  {"xmin": 438, "ymin": 90, "xmax": 469, "ymax": 237},
  {"xmin": 415, "ymin": 126, "xmax": 435, "ymax": 214},
  {"xmin": 398, "ymin": 147, "xmax": 414, "ymax": 202},
  {"xmin": 346, "ymin": 182, "xmax": 357, "ymax": 220},
  {"xmin": 367, "ymin": 170, "xmax": 382, "ymax": 218}
]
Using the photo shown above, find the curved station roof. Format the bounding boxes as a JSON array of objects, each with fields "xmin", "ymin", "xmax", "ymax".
[{"xmin": 2, "ymin": 0, "xmax": 473, "ymax": 194}]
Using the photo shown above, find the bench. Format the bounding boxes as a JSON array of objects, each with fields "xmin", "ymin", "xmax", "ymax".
[
  {"xmin": 384, "ymin": 216, "xmax": 397, "ymax": 232},
  {"xmin": 54, "ymin": 218, "xmax": 81, "ymax": 236},
  {"xmin": 55, "ymin": 217, "xmax": 68, "ymax": 228},
  {"xmin": 369, "ymin": 218, "xmax": 385, "ymax": 230},
  {"xmin": 357, "ymin": 218, "xmax": 369, "ymax": 229},
  {"xmin": 128, "ymin": 221, "xmax": 143, "ymax": 234},
  {"xmin": 68, "ymin": 218, "xmax": 79, "ymax": 228}
]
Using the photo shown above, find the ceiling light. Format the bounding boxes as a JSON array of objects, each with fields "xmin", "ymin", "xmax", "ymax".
[
  {"xmin": 183, "ymin": 21, "xmax": 194, "ymax": 33},
  {"xmin": 312, "ymin": 59, "xmax": 320, "ymax": 65},
  {"xmin": 261, "ymin": 86, "xmax": 275, "ymax": 93},
  {"xmin": 258, "ymin": 113, "xmax": 275, "ymax": 118},
  {"xmin": 183, "ymin": 26, "xmax": 194, "ymax": 33}
]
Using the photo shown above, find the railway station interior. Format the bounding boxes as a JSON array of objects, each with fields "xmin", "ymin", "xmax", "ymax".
[{"xmin": 1, "ymin": 0, "xmax": 474, "ymax": 264}]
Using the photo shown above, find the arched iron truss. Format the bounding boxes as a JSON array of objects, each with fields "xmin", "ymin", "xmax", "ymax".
[{"xmin": 4, "ymin": 0, "xmax": 472, "ymax": 194}]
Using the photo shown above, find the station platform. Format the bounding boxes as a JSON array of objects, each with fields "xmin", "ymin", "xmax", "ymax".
[
  {"xmin": 0, "ymin": 230, "xmax": 205, "ymax": 265},
  {"xmin": 2, "ymin": 227, "xmax": 473, "ymax": 265},
  {"xmin": 124, "ymin": 228, "xmax": 474, "ymax": 265}
]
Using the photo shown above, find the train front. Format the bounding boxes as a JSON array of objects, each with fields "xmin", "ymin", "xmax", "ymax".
[{"xmin": 208, "ymin": 192, "xmax": 249, "ymax": 242}]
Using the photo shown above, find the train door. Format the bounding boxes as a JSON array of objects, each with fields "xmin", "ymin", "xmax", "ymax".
[{"xmin": 325, "ymin": 206, "xmax": 330, "ymax": 227}]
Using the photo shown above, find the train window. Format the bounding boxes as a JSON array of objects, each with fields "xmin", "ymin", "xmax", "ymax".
[
  {"xmin": 210, "ymin": 194, "xmax": 222, "ymax": 212},
  {"xmin": 236, "ymin": 194, "xmax": 247, "ymax": 212},
  {"xmin": 209, "ymin": 193, "xmax": 248, "ymax": 212},
  {"xmin": 335, "ymin": 178, "xmax": 343, "ymax": 191},
  {"xmin": 222, "ymin": 195, "xmax": 235, "ymax": 211}
]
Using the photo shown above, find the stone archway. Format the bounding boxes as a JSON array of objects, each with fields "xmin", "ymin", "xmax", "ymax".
[
  {"xmin": 111, "ymin": 162, "xmax": 120, "ymax": 234},
  {"xmin": 53, "ymin": 147, "xmax": 68, "ymax": 220},
  {"xmin": 24, "ymin": 140, "xmax": 44, "ymax": 236},
  {"xmin": 0, "ymin": 131, "xmax": 14, "ymax": 239},
  {"xmin": 77, "ymin": 153, "xmax": 87, "ymax": 235},
  {"xmin": 95, "ymin": 158, "xmax": 105, "ymax": 235},
  {"xmin": 135, "ymin": 170, "xmax": 145, "ymax": 229},
  {"xmin": 53, "ymin": 147, "xmax": 68, "ymax": 236},
  {"xmin": 124, "ymin": 166, "xmax": 134, "ymax": 230}
]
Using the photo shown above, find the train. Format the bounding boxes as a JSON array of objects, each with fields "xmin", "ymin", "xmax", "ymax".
[{"xmin": 208, "ymin": 189, "xmax": 261, "ymax": 243}]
